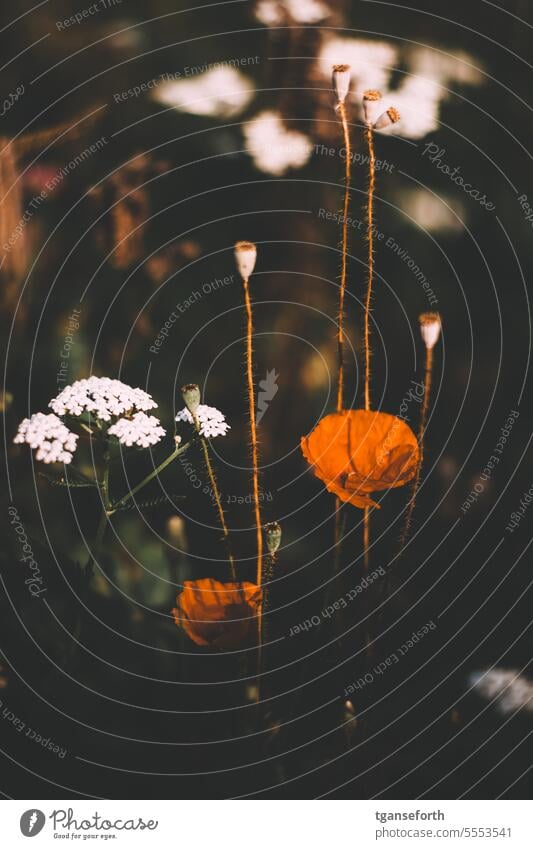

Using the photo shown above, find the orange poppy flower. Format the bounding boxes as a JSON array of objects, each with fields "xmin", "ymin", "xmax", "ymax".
[
  {"xmin": 172, "ymin": 578, "xmax": 261, "ymax": 649},
  {"xmin": 301, "ymin": 409, "xmax": 419, "ymax": 509}
]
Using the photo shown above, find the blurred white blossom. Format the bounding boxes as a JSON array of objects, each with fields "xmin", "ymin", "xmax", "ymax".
[
  {"xmin": 255, "ymin": 0, "xmax": 330, "ymax": 25},
  {"xmin": 400, "ymin": 188, "xmax": 465, "ymax": 233},
  {"xmin": 50, "ymin": 377, "xmax": 157, "ymax": 422},
  {"xmin": 175, "ymin": 404, "xmax": 230, "ymax": 438},
  {"xmin": 154, "ymin": 67, "xmax": 254, "ymax": 118},
  {"xmin": 409, "ymin": 46, "xmax": 484, "ymax": 88},
  {"xmin": 14, "ymin": 413, "xmax": 78, "ymax": 464},
  {"xmin": 108, "ymin": 412, "xmax": 166, "ymax": 448},
  {"xmin": 243, "ymin": 110, "xmax": 313, "ymax": 175},
  {"xmin": 380, "ymin": 77, "xmax": 441, "ymax": 139},
  {"xmin": 318, "ymin": 37, "xmax": 484, "ymax": 140},
  {"xmin": 319, "ymin": 38, "xmax": 398, "ymax": 100},
  {"xmin": 470, "ymin": 669, "xmax": 533, "ymax": 716}
]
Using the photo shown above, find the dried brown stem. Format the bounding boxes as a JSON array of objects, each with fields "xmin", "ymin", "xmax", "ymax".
[
  {"xmin": 400, "ymin": 346, "xmax": 434, "ymax": 547},
  {"xmin": 336, "ymin": 101, "xmax": 352, "ymax": 413},
  {"xmin": 242, "ymin": 277, "xmax": 263, "ymax": 638},
  {"xmin": 362, "ymin": 125, "xmax": 377, "ymax": 571}
]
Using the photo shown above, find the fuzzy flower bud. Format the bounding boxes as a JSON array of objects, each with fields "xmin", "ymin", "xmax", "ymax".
[
  {"xmin": 374, "ymin": 106, "xmax": 400, "ymax": 130},
  {"xmin": 419, "ymin": 312, "xmax": 442, "ymax": 350},
  {"xmin": 234, "ymin": 241, "xmax": 257, "ymax": 280},
  {"xmin": 332, "ymin": 64, "xmax": 350, "ymax": 105},
  {"xmin": 181, "ymin": 384, "xmax": 201, "ymax": 415},
  {"xmin": 363, "ymin": 89, "xmax": 382, "ymax": 125},
  {"xmin": 264, "ymin": 521, "xmax": 282, "ymax": 556}
]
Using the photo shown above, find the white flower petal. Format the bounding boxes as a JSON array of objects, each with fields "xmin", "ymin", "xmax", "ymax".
[
  {"xmin": 108, "ymin": 412, "xmax": 166, "ymax": 448},
  {"xmin": 14, "ymin": 413, "xmax": 78, "ymax": 464},
  {"xmin": 175, "ymin": 404, "xmax": 230, "ymax": 438}
]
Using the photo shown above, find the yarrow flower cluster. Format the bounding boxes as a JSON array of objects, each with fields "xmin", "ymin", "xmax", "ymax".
[
  {"xmin": 175, "ymin": 404, "xmax": 230, "ymax": 438},
  {"xmin": 14, "ymin": 413, "xmax": 78, "ymax": 464},
  {"xmin": 14, "ymin": 376, "xmax": 166, "ymax": 464},
  {"xmin": 50, "ymin": 376, "xmax": 157, "ymax": 421},
  {"xmin": 108, "ymin": 412, "xmax": 166, "ymax": 448}
]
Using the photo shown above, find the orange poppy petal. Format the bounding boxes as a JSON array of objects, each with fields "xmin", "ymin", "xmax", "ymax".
[
  {"xmin": 172, "ymin": 579, "xmax": 261, "ymax": 649},
  {"xmin": 301, "ymin": 409, "xmax": 419, "ymax": 508},
  {"xmin": 327, "ymin": 478, "xmax": 379, "ymax": 509}
]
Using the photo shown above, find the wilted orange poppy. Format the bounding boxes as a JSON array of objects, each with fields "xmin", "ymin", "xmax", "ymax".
[
  {"xmin": 172, "ymin": 579, "xmax": 261, "ymax": 649},
  {"xmin": 301, "ymin": 409, "xmax": 419, "ymax": 508}
]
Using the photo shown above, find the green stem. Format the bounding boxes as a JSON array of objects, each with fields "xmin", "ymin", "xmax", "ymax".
[
  {"xmin": 109, "ymin": 438, "xmax": 195, "ymax": 512},
  {"xmin": 70, "ymin": 452, "xmax": 110, "ymax": 671},
  {"xmin": 84, "ymin": 448, "xmax": 111, "ymax": 579},
  {"xmin": 84, "ymin": 506, "xmax": 108, "ymax": 581},
  {"xmin": 102, "ymin": 449, "xmax": 111, "ymax": 510}
]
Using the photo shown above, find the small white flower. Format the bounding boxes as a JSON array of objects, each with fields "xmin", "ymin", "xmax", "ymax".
[
  {"xmin": 108, "ymin": 412, "xmax": 166, "ymax": 448},
  {"xmin": 50, "ymin": 376, "xmax": 157, "ymax": 422},
  {"xmin": 175, "ymin": 404, "xmax": 230, "ymax": 438},
  {"xmin": 470, "ymin": 668, "xmax": 533, "ymax": 715},
  {"xmin": 318, "ymin": 38, "xmax": 398, "ymax": 101},
  {"xmin": 153, "ymin": 67, "xmax": 254, "ymax": 119},
  {"xmin": 14, "ymin": 412, "xmax": 78, "ymax": 464},
  {"xmin": 243, "ymin": 110, "xmax": 313, "ymax": 176},
  {"xmin": 255, "ymin": 0, "xmax": 330, "ymax": 25}
]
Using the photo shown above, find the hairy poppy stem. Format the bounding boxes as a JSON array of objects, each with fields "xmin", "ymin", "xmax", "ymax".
[
  {"xmin": 199, "ymin": 435, "xmax": 237, "ymax": 580},
  {"xmin": 336, "ymin": 101, "xmax": 352, "ymax": 414},
  {"xmin": 333, "ymin": 102, "xmax": 352, "ymax": 564},
  {"xmin": 400, "ymin": 345, "xmax": 433, "ymax": 547},
  {"xmin": 364, "ymin": 124, "xmax": 376, "ymax": 413},
  {"xmin": 362, "ymin": 125, "xmax": 376, "ymax": 573},
  {"xmin": 258, "ymin": 549, "xmax": 276, "ymax": 701},
  {"xmin": 242, "ymin": 276, "xmax": 263, "ymax": 640},
  {"xmin": 363, "ymin": 507, "xmax": 371, "ymax": 571}
]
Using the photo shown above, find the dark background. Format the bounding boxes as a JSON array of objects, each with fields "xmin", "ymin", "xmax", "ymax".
[{"xmin": 1, "ymin": 0, "xmax": 532, "ymax": 798}]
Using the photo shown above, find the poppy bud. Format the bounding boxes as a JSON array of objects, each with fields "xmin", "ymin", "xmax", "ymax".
[
  {"xmin": 363, "ymin": 89, "xmax": 382, "ymax": 125},
  {"xmin": 234, "ymin": 241, "xmax": 257, "ymax": 280},
  {"xmin": 419, "ymin": 312, "xmax": 442, "ymax": 350},
  {"xmin": 181, "ymin": 383, "xmax": 201, "ymax": 415},
  {"xmin": 264, "ymin": 521, "xmax": 282, "ymax": 556},
  {"xmin": 332, "ymin": 64, "xmax": 351, "ymax": 105},
  {"xmin": 374, "ymin": 106, "xmax": 400, "ymax": 130}
]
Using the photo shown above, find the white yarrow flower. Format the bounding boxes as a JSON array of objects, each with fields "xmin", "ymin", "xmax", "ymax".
[
  {"xmin": 175, "ymin": 404, "xmax": 230, "ymax": 438},
  {"xmin": 50, "ymin": 376, "xmax": 157, "ymax": 422},
  {"xmin": 14, "ymin": 413, "xmax": 78, "ymax": 464},
  {"xmin": 108, "ymin": 412, "xmax": 166, "ymax": 447}
]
